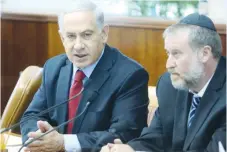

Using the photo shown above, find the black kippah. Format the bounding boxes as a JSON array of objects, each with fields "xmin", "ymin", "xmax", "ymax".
[{"xmin": 179, "ymin": 13, "xmax": 216, "ymax": 31}]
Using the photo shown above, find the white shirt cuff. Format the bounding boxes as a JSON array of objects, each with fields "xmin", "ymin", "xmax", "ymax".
[{"xmin": 64, "ymin": 134, "xmax": 81, "ymax": 152}]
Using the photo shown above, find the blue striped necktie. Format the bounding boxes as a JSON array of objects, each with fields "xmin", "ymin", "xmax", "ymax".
[{"xmin": 188, "ymin": 95, "xmax": 201, "ymax": 127}]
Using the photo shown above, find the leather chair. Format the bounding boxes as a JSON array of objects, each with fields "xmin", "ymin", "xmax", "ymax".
[
  {"xmin": 147, "ymin": 86, "xmax": 158, "ymax": 125},
  {"xmin": 0, "ymin": 66, "xmax": 43, "ymax": 131}
]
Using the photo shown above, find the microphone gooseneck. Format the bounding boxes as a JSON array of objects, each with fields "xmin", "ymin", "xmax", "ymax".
[
  {"xmin": 0, "ymin": 88, "xmax": 84, "ymax": 134},
  {"xmin": 18, "ymin": 102, "xmax": 91, "ymax": 152}
]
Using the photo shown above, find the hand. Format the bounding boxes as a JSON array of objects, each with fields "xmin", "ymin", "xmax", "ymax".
[
  {"xmin": 100, "ymin": 139, "xmax": 135, "ymax": 152},
  {"xmin": 100, "ymin": 145, "xmax": 111, "ymax": 152},
  {"xmin": 25, "ymin": 129, "xmax": 43, "ymax": 145},
  {"xmin": 24, "ymin": 120, "xmax": 65, "ymax": 152},
  {"xmin": 100, "ymin": 139, "xmax": 123, "ymax": 152}
]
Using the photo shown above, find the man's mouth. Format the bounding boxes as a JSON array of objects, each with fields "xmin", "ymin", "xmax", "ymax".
[
  {"xmin": 171, "ymin": 73, "xmax": 180, "ymax": 76},
  {"xmin": 74, "ymin": 54, "xmax": 87, "ymax": 58}
]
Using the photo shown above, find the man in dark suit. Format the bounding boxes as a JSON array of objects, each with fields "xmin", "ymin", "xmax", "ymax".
[
  {"xmin": 101, "ymin": 13, "xmax": 226, "ymax": 152},
  {"xmin": 20, "ymin": 1, "xmax": 148, "ymax": 152}
]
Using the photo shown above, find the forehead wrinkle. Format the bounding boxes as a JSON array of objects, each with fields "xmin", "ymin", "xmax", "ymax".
[
  {"xmin": 66, "ymin": 29, "xmax": 94, "ymax": 35},
  {"xmin": 63, "ymin": 11, "xmax": 97, "ymax": 33},
  {"xmin": 165, "ymin": 31, "xmax": 189, "ymax": 51}
]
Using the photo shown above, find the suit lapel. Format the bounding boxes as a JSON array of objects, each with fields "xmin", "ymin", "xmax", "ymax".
[
  {"xmin": 184, "ymin": 57, "xmax": 226, "ymax": 150},
  {"xmin": 184, "ymin": 91, "xmax": 219, "ymax": 149},
  {"xmin": 172, "ymin": 91, "xmax": 191, "ymax": 150},
  {"xmin": 73, "ymin": 45, "xmax": 116, "ymax": 133},
  {"xmin": 56, "ymin": 60, "xmax": 72, "ymax": 133}
]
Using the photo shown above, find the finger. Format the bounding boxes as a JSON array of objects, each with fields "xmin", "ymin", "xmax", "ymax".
[
  {"xmin": 25, "ymin": 137, "xmax": 34, "ymax": 145},
  {"xmin": 107, "ymin": 143, "xmax": 115, "ymax": 148},
  {"xmin": 37, "ymin": 121, "xmax": 52, "ymax": 132},
  {"xmin": 24, "ymin": 146, "xmax": 42, "ymax": 152},
  {"xmin": 114, "ymin": 139, "xmax": 123, "ymax": 144},
  {"xmin": 36, "ymin": 129, "xmax": 43, "ymax": 133},
  {"xmin": 27, "ymin": 131, "xmax": 43, "ymax": 139},
  {"xmin": 23, "ymin": 147, "xmax": 30, "ymax": 152},
  {"xmin": 100, "ymin": 145, "xmax": 110, "ymax": 152},
  {"xmin": 26, "ymin": 140, "xmax": 43, "ymax": 147},
  {"xmin": 110, "ymin": 146, "xmax": 118, "ymax": 152}
]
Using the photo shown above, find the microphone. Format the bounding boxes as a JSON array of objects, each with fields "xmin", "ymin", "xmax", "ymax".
[
  {"xmin": 18, "ymin": 90, "xmax": 98, "ymax": 152},
  {"xmin": 91, "ymin": 101, "xmax": 149, "ymax": 152},
  {"xmin": 0, "ymin": 88, "xmax": 84, "ymax": 134}
]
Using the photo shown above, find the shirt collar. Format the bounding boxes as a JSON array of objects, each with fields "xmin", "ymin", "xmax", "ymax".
[
  {"xmin": 189, "ymin": 74, "xmax": 214, "ymax": 97},
  {"xmin": 72, "ymin": 47, "xmax": 105, "ymax": 79}
]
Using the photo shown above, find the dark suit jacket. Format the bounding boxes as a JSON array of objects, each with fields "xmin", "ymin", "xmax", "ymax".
[
  {"xmin": 20, "ymin": 45, "xmax": 149, "ymax": 151},
  {"xmin": 129, "ymin": 57, "xmax": 226, "ymax": 152}
]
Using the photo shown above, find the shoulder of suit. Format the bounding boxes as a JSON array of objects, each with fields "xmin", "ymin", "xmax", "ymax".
[
  {"xmin": 46, "ymin": 54, "xmax": 68, "ymax": 63},
  {"xmin": 156, "ymin": 72, "xmax": 178, "ymax": 96},
  {"xmin": 157, "ymin": 72, "xmax": 172, "ymax": 86},
  {"xmin": 108, "ymin": 45, "xmax": 146, "ymax": 72},
  {"xmin": 44, "ymin": 54, "xmax": 68, "ymax": 67}
]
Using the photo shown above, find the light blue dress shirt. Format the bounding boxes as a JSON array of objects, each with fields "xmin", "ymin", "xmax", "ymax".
[{"xmin": 64, "ymin": 48, "xmax": 104, "ymax": 152}]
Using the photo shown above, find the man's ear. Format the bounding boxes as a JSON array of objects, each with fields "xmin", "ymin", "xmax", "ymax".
[
  {"xmin": 101, "ymin": 25, "xmax": 109, "ymax": 43},
  {"xmin": 198, "ymin": 45, "xmax": 212, "ymax": 63}
]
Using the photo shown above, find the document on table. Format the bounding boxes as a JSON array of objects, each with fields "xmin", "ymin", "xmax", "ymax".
[{"xmin": 5, "ymin": 133, "xmax": 24, "ymax": 152}]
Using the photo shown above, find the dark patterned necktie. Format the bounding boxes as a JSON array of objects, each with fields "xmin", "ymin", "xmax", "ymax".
[{"xmin": 188, "ymin": 95, "xmax": 201, "ymax": 127}]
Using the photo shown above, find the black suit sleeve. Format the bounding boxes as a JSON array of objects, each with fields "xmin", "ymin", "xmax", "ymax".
[
  {"xmin": 77, "ymin": 68, "xmax": 149, "ymax": 151},
  {"xmin": 184, "ymin": 118, "xmax": 226, "ymax": 152},
  {"xmin": 128, "ymin": 108, "xmax": 164, "ymax": 152},
  {"xmin": 127, "ymin": 73, "xmax": 170, "ymax": 152},
  {"xmin": 205, "ymin": 122, "xmax": 226, "ymax": 152}
]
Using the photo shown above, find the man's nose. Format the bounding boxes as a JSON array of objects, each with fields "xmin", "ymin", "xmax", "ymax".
[
  {"xmin": 166, "ymin": 55, "xmax": 176, "ymax": 69},
  {"xmin": 73, "ymin": 37, "xmax": 84, "ymax": 51}
]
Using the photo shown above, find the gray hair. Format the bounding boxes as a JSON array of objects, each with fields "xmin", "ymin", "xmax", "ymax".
[
  {"xmin": 163, "ymin": 24, "xmax": 222, "ymax": 60},
  {"xmin": 58, "ymin": 0, "xmax": 104, "ymax": 32}
]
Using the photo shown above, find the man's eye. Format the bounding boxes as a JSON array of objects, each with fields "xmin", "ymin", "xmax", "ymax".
[
  {"xmin": 172, "ymin": 52, "xmax": 182, "ymax": 59},
  {"xmin": 67, "ymin": 35, "xmax": 76, "ymax": 39},
  {"xmin": 173, "ymin": 52, "xmax": 178, "ymax": 56},
  {"xmin": 83, "ymin": 33, "xmax": 92, "ymax": 39}
]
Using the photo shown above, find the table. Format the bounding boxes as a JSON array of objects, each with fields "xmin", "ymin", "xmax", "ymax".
[{"xmin": 2, "ymin": 133, "xmax": 24, "ymax": 152}]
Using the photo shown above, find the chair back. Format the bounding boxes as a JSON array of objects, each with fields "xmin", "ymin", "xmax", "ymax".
[
  {"xmin": 147, "ymin": 86, "xmax": 158, "ymax": 125},
  {"xmin": 0, "ymin": 66, "xmax": 43, "ymax": 130}
]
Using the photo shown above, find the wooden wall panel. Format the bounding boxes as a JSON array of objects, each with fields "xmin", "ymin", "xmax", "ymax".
[
  {"xmin": 1, "ymin": 20, "xmax": 14, "ymax": 114},
  {"xmin": 47, "ymin": 23, "xmax": 65, "ymax": 57},
  {"xmin": 220, "ymin": 34, "xmax": 226, "ymax": 56},
  {"xmin": 1, "ymin": 19, "xmax": 48, "ymax": 114},
  {"xmin": 108, "ymin": 27, "xmax": 167, "ymax": 85}
]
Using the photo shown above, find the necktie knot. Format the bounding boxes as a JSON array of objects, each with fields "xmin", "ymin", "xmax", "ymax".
[
  {"xmin": 192, "ymin": 96, "xmax": 201, "ymax": 107},
  {"xmin": 74, "ymin": 70, "xmax": 85, "ymax": 82}
]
